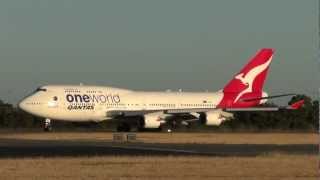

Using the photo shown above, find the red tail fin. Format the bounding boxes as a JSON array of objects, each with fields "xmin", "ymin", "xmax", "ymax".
[{"xmin": 218, "ymin": 48, "xmax": 274, "ymax": 108}]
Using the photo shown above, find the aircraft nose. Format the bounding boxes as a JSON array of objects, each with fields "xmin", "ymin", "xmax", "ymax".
[
  {"xmin": 18, "ymin": 97, "xmax": 34, "ymax": 113},
  {"xmin": 18, "ymin": 99, "xmax": 28, "ymax": 111},
  {"xmin": 18, "ymin": 95, "xmax": 44, "ymax": 117}
]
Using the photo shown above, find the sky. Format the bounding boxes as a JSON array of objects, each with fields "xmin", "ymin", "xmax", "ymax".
[{"xmin": 0, "ymin": 0, "xmax": 318, "ymax": 104}]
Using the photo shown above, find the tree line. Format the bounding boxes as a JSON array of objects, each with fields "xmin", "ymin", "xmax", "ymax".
[
  {"xmin": 0, "ymin": 94, "xmax": 318, "ymax": 131},
  {"xmin": 220, "ymin": 94, "xmax": 318, "ymax": 131}
]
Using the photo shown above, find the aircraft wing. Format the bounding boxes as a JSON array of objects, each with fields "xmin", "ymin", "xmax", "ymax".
[
  {"xmin": 239, "ymin": 93, "xmax": 296, "ymax": 102},
  {"xmin": 225, "ymin": 107, "xmax": 286, "ymax": 112},
  {"xmin": 164, "ymin": 108, "xmax": 213, "ymax": 114},
  {"xmin": 106, "ymin": 108, "xmax": 207, "ymax": 118},
  {"xmin": 106, "ymin": 100, "xmax": 304, "ymax": 118},
  {"xmin": 165, "ymin": 99, "xmax": 305, "ymax": 113}
]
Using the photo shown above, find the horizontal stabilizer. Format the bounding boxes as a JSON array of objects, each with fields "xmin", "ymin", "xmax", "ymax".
[
  {"xmin": 288, "ymin": 100, "xmax": 304, "ymax": 110},
  {"xmin": 225, "ymin": 99, "xmax": 304, "ymax": 112}
]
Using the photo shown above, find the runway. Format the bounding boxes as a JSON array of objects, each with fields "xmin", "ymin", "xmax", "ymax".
[{"xmin": 0, "ymin": 137, "xmax": 316, "ymax": 158}]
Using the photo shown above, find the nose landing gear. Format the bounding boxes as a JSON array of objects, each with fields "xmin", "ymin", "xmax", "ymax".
[{"xmin": 44, "ymin": 118, "xmax": 52, "ymax": 132}]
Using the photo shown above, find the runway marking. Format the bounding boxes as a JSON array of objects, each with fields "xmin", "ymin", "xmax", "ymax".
[{"xmin": 108, "ymin": 145, "xmax": 200, "ymax": 154}]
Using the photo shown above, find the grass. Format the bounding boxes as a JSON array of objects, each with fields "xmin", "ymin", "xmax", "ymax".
[
  {"xmin": 0, "ymin": 132, "xmax": 318, "ymax": 179},
  {"xmin": 1, "ymin": 132, "xmax": 318, "ymax": 144},
  {"xmin": 0, "ymin": 155, "xmax": 318, "ymax": 180}
]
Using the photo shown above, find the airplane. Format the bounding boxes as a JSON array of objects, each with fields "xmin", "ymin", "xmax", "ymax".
[{"xmin": 18, "ymin": 48, "xmax": 304, "ymax": 132}]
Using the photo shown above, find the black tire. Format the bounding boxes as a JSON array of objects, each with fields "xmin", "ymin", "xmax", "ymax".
[
  {"xmin": 123, "ymin": 123, "xmax": 131, "ymax": 132},
  {"xmin": 137, "ymin": 127, "xmax": 145, "ymax": 132},
  {"xmin": 117, "ymin": 123, "xmax": 131, "ymax": 132},
  {"xmin": 160, "ymin": 124, "xmax": 173, "ymax": 133},
  {"xmin": 43, "ymin": 126, "xmax": 52, "ymax": 132},
  {"xmin": 116, "ymin": 125, "xmax": 123, "ymax": 132}
]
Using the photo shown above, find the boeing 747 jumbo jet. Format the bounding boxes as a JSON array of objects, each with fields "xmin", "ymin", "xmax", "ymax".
[{"xmin": 19, "ymin": 48, "xmax": 304, "ymax": 131}]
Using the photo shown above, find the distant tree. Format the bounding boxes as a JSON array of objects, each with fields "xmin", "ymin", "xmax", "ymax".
[
  {"xmin": 286, "ymin": 95, "xmax": 315, "ymax": 130},
  {"xmin": 312, "ymin": 100, "xmax": 319, "ymax": 131},
  {"xmin": 222, "ymin": 95, "xmax": 317, "ymax": 131}
]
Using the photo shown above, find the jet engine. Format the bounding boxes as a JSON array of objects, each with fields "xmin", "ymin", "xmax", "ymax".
[
  {"xmin": 139, "ymin": 112, "xmax": 165, "ymax": 129},
  {"xmin": 200, "ymin": 110, "xmax": 233, "ymax": 126}
]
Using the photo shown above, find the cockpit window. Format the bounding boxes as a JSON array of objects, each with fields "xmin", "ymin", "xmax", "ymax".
[{"xmin": 35, "ymin": 88, "xmax": 47, "ymax": 92}]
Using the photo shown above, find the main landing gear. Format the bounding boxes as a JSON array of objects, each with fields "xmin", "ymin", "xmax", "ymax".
[
  {"xmin": 44, "ymin": 118, "xmax": 52, "ymax": 132},
  {"xmin": 116, "ymin": 122, "xmax": 131, "ymax": 132}
]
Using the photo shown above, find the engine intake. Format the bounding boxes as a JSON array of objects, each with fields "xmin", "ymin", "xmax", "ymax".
[
  {"xmin": 200, "ymin": 110, "xmax": 233, "ymax": 126},
  {"xmin": 139, "ymin": 113, "xmax": 163, "ymax": 129}
]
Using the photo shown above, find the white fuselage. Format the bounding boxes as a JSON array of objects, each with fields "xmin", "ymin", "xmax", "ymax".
[{"xmin": 19, "ymin": 85, "xmax": 223, "ymax": 122}]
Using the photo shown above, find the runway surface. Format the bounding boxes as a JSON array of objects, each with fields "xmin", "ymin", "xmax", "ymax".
[{"xmin": 0, "ymin": 137, "xmax": 317, "ymax": 158}]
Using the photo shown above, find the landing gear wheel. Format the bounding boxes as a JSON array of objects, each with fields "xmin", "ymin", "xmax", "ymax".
[
  {"xmin": 116, "ymin": 123, "xmax": 131, "ymax": 132},
  {"xmin": 44, "ymin": 118, "xmax": 52, "ymax": 132},
  {"xmin": 160, "ymin": 124, "xmax": 173, "ymax": 133}
]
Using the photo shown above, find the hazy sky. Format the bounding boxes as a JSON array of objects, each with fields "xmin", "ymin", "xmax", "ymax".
[{"xmin": 0, "ymin": 0, "xmax": 318, "ymax": 104}]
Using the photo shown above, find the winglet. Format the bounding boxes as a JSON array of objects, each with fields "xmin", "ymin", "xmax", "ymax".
[{"xmin": 289, "ymin": 100, "xmax": 305, "ymax": 110}]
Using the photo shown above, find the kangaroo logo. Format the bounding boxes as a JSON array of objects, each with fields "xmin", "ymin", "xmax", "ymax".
[{"xmin": 233, "ymin": 56, "xmax": 273, "ymax": 103}]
